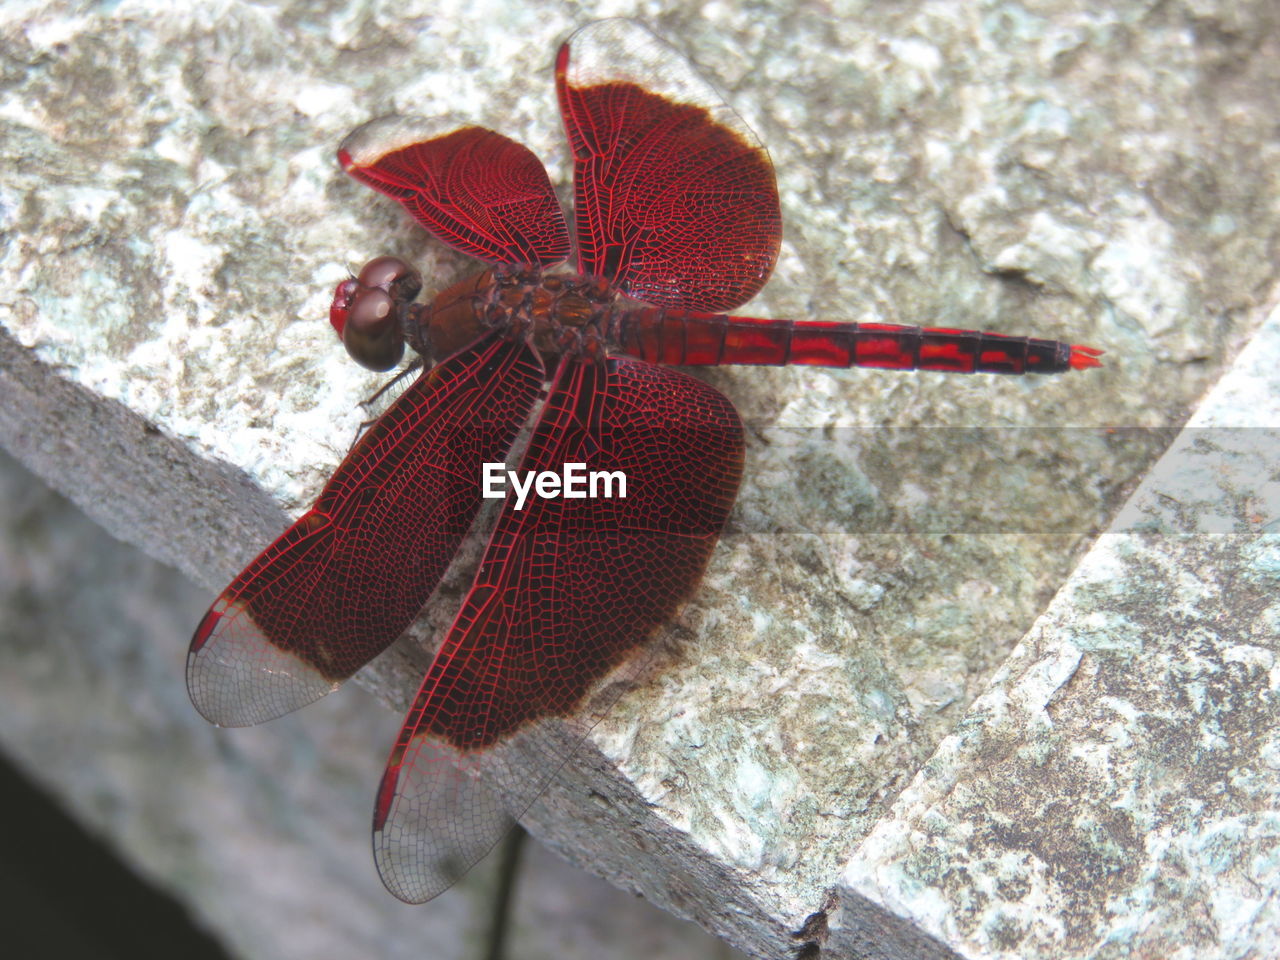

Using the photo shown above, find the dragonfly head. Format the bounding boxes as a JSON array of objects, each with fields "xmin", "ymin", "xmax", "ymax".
[{"xmin": 330, "ymin": 255, "xmax": 423, "ymax": 371}]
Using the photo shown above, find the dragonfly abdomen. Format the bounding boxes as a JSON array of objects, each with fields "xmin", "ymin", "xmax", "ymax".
[{"xmin": 610, "ymin": 308, "xmax": 1102, "ymax": 374}]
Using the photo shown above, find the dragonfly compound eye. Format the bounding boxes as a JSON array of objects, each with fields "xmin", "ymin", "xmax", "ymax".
[
  {"xmin": 358, "ymin": 255, "xmax": 423, "ymax": 304},
  {"xmin": 343, "ymin": 286, "xmax": 407, "ymax": 371}
]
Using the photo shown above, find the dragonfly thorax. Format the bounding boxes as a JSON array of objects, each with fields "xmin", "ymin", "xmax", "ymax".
[
  {"xmin": 423, "ymin": 263, "xmax": 617, "ymax": 366},
  {"xmin": 331, "ymin": 257, "xmax": 622, "ymax": 373}
]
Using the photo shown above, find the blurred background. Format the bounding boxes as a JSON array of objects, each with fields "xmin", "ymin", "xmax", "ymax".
[{"xmin": 0, "ymin": 446, "xmax": 744, "ymax": 959}]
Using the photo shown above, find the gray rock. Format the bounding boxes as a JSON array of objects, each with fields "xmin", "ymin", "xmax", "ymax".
[
  {"xmin": 837, "ymin": 305, "xmax": 1280, "ymax": 958},
  {"xmin": 1, "ymin": 0, "xmax": 1275, "ymax": 957}
]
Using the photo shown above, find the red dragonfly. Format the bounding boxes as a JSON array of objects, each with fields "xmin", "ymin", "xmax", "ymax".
[{"xmin": 189, "ymin": 19, "xmax": 1100, "ymax": 904}]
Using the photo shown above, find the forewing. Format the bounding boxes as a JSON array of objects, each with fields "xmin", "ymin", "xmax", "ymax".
[
  {"xmin": 373, "ymin": 355, "xmax": 745, "ymax": 902},
  {"xmin": 188, "ymin": 333, "xmax": 545, "ymax": 727},
  {"xmin": 556, "ymin": 19, "xmax": 781, "ymax": 312},
  {"xmin": 339, "ymin": 117, "xmax": 571, "ymax": 267}
]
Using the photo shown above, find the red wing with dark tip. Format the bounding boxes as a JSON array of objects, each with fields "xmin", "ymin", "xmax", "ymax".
[
  {"xmin": 372, "ymin": 356, "xmax": 745, "ymax": 903},
  {"xmin": 339, "ymin": 118, "xmax": 571, "ymax": 267},
  {"xmin": 188, "ymin": 333, "xmax": 545, "ymax": 727},
  {"xmin": 556, "ymin": 18, "xmax": 781, "ymax": 312}
]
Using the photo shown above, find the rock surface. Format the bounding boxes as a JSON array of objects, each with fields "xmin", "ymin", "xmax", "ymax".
[
  {"xmin": 1, "ymin": 1, "xmax": 1276, "ymax": 958},
  {"xmin": 837, "ymin": 304, "xmax": 1280, "ymax": 959}
]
